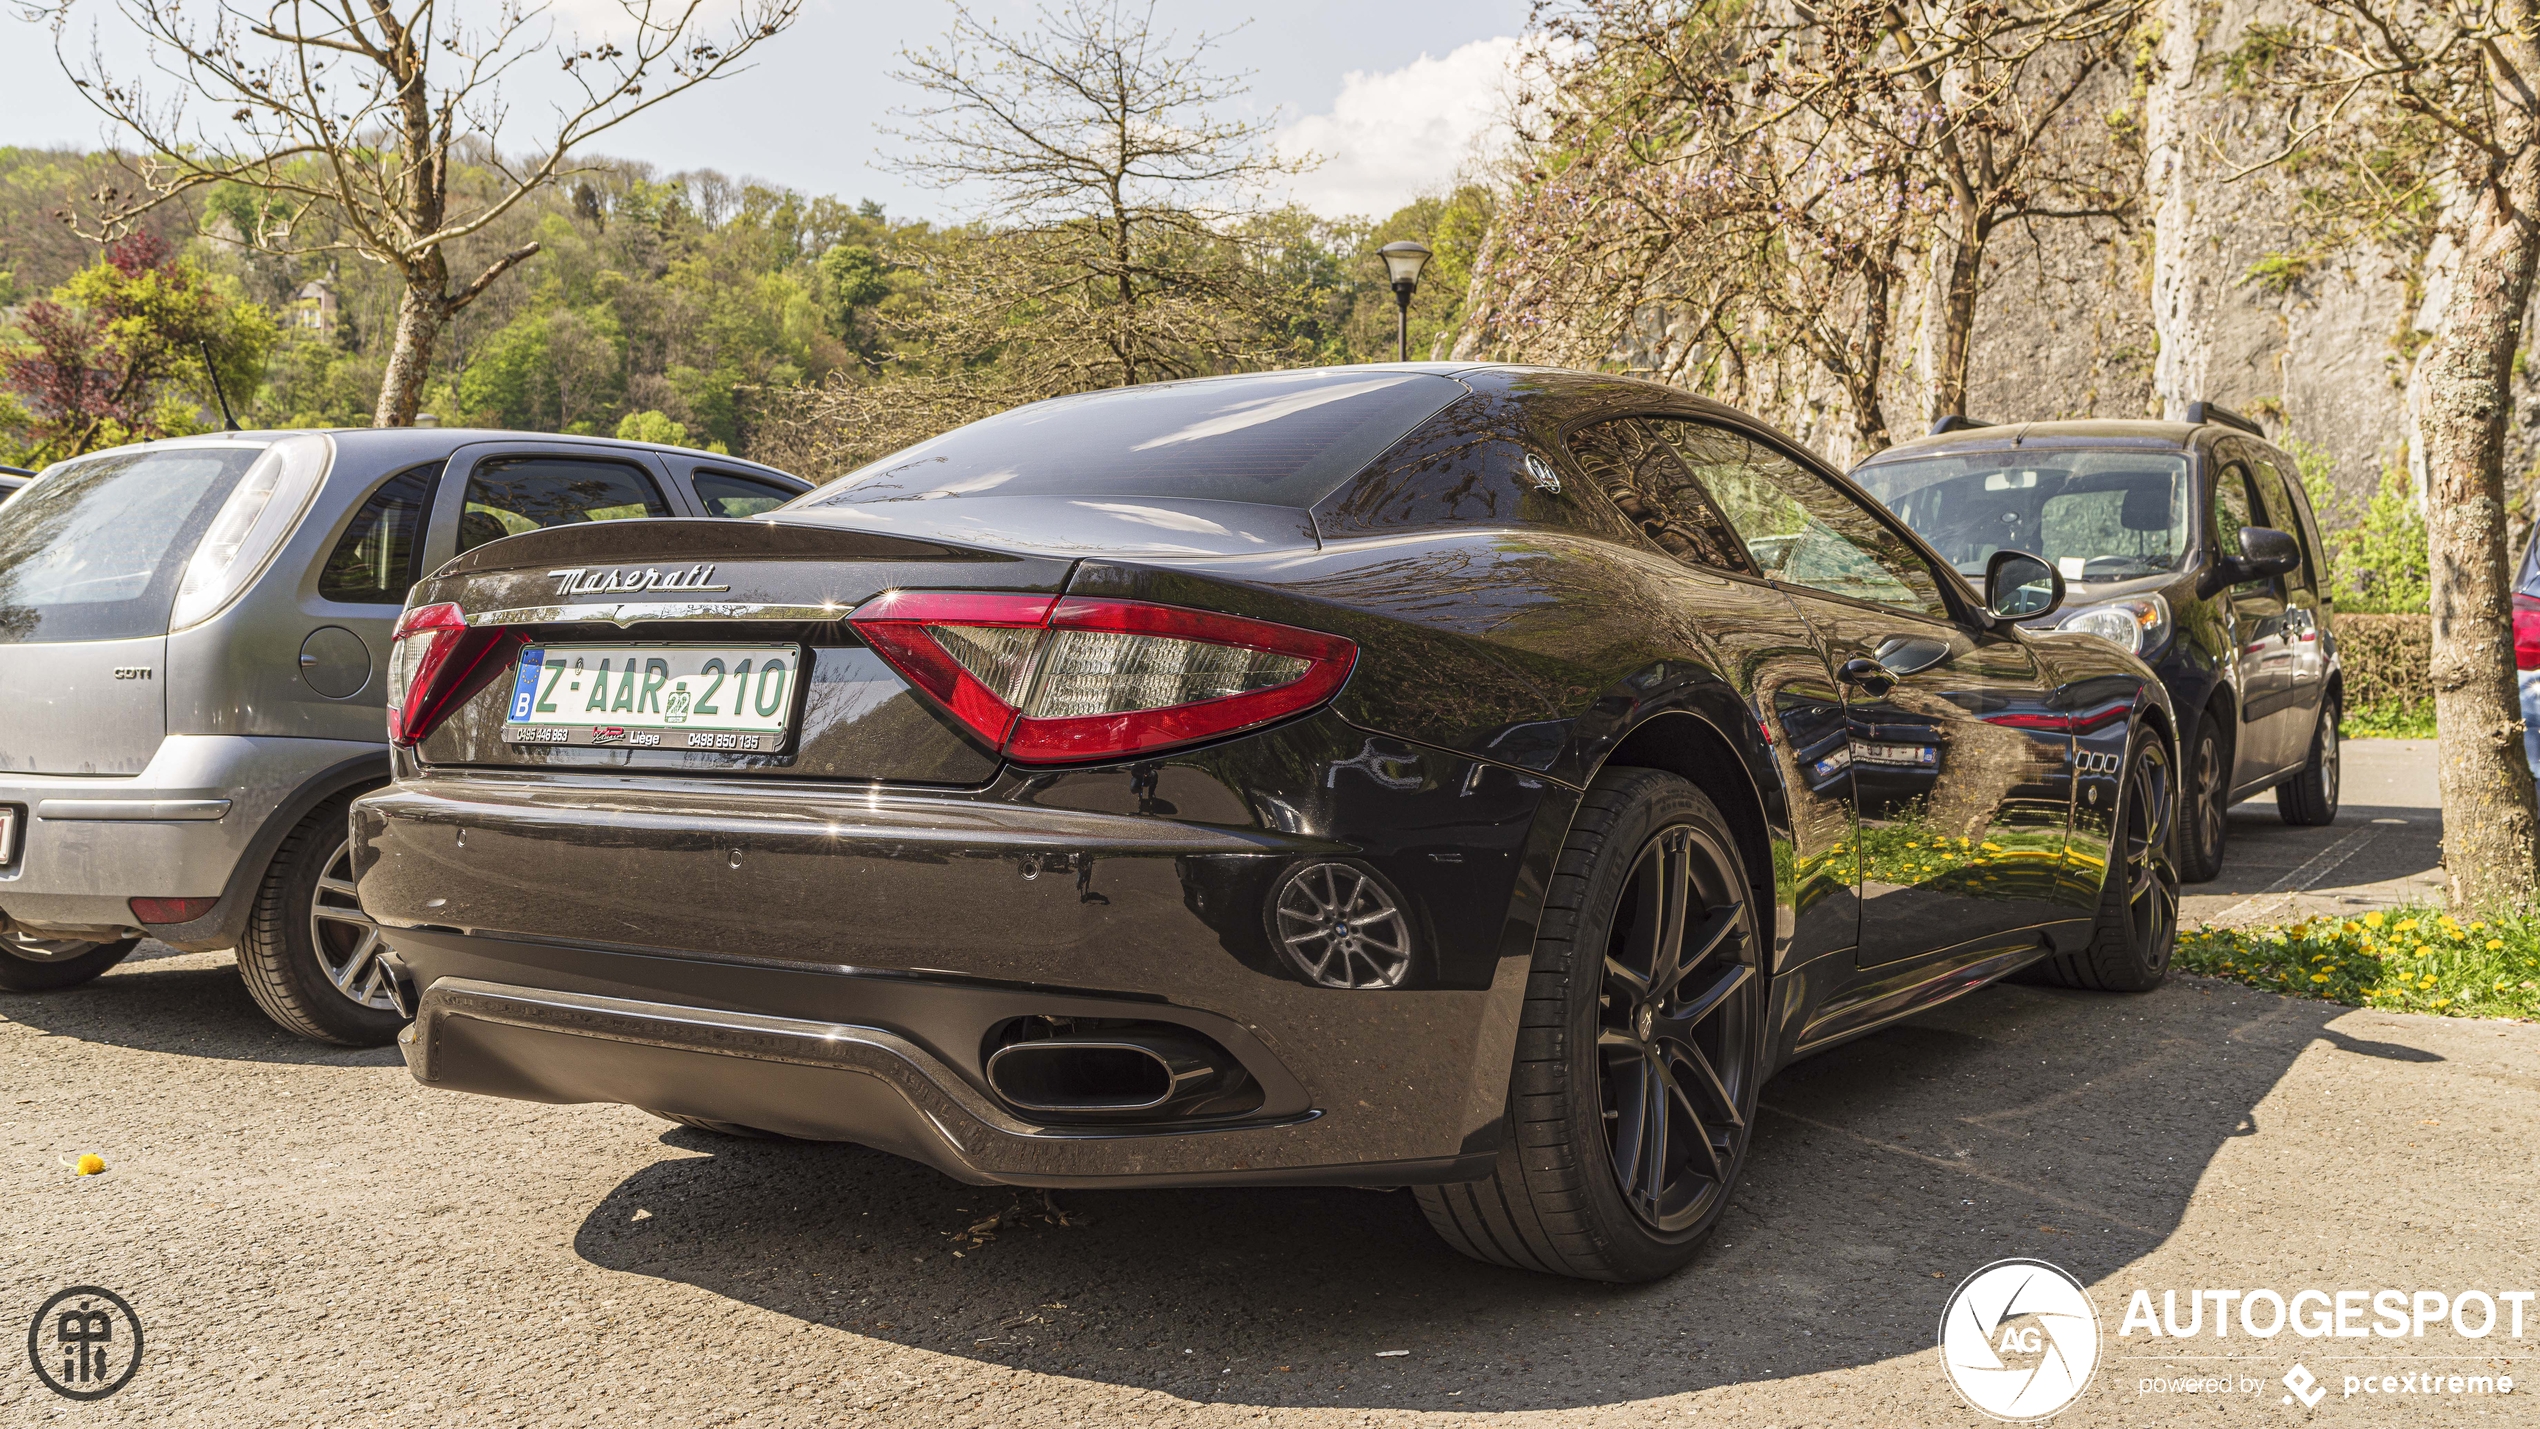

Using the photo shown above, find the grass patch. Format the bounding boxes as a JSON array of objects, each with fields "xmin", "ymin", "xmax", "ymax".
[
  {"xmin": 2344, "ymin": 700, "xmax": 2435, "ymax": 739},
  {"xmin": 2178, "ymin": 904, "xmax": 2540, "ymax": 1019}
]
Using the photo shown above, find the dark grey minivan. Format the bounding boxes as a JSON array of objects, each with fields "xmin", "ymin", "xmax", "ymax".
[
  {"xmin": 1853, "ymin": 405, "xmax": 2340, "ymax": 882},
  {"xmin": 0, "ymin": 428, "xmax": 808, "ymax": 1041}
]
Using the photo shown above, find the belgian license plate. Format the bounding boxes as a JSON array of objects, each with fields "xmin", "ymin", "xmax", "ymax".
[{"xmin": 502, "ymin": 643, "xmax": 801, "ymax": 752}]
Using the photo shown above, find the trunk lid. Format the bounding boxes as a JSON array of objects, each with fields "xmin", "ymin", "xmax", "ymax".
[{"xmin": 408, "ymin": 518, "xmax": 1074, "ymax": 784}]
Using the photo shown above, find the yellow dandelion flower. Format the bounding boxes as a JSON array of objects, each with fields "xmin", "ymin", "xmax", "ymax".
[
  {"xmin": 2397, "ymin": 919, "xmax": 2419, "ymax": 933},
  {"xmin": 2489, "ymin": 939, "xmax": 2506, "ymax": 951},
  {"xmin": 2433, "ymin": 998, "xmax": 2453, "ymax": 1009},
  {"xmin": 2416, "ymin": 944, "xmax": 2433, "ymax": 957},
  {"xmin": 1981, "ymin": 841, "xmax": 2003, "ymax": 852},
  {"xmin": 2309, "ymin": 973, "xmax": 2329, "ymax": 983},
  {"xmin": 72, "ymin": 1153, "xmax": 104, "ymax": 1176}
]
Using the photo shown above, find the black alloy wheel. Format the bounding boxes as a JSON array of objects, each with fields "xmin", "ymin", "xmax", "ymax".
[
  {"xmin": 2035, "ymin": 728, "xmax": 2179, "ymax": 992},
  {"xmin": 2176, "ymin": 714, "xmax": 2229, "ymax": 883},
  {"xmin": 2278, "ymin": 694, "xmax": 2341, "ymax": 826},
  {"xmin": 1416, "ymin": 767, "xmax": 1765, "ymax": 1281}
]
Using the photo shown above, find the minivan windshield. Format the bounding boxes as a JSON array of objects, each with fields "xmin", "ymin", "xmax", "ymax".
[
  {"xmin": 1853, "ymin": 451, "xmax": 2193, "ymax": 583},
  {"xmin": 0, "ymin": 445, "xmax": 266, "ymax": 643},
  {"xmin": 810, "ymin": 369, "xmax": 1466, "ymax": 510}
]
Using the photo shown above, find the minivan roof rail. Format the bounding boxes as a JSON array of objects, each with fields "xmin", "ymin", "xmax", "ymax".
[
  {"xmin": 2185, "ymin": 401, "xmax": 2265, "ymax": 437},
  {"xmin": 1929, "ymin": 414, "xmax": 1992, "ymax": 435}
]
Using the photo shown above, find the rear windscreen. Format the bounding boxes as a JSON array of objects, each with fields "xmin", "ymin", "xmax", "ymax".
[
  {"xmin": 810, "ymin": 370, "xmax": 1467, "ymax": 510},
  {"xmin": 0, "ymin": 446, "xmax": 266, "ymax": 643}
]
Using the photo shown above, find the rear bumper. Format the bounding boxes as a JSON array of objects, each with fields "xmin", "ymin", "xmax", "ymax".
[
  {"xmin": 0, "ymin": 735, "xmax": 382, "ymax": 938},
  {"xmin": 355, "ymin": 711, "xmax": 1573, "ymax": 1183},
  {"xmin": 403, "ymin": 974, "xmax": 1486, "ymax": 1187}
]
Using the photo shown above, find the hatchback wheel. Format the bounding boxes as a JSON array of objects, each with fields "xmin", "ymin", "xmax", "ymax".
[
  {"xmin": 2176, "ymin": 714, "xmax": 2229, "ymax": 883},
  {"xmin": 1415, "ymin": 767, "xmax": 1764, "ymax": 1282},
  {"xmin": 0, "ymin": 933, "xmax": 138, "ymax": 992},
  {"xmin": 237, "ymin": 797, "xmax": 407, "ymax": 1046},
  {"xmin": 2277, "ymin": 694, "xmax": 2341, "ymax": 826},
  {"xmin": 2034, "ymin": 729, "xmax": 2179, "ymax": 992}
]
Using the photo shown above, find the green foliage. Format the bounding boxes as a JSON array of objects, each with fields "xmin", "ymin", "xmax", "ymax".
[
  {"xmin": 2179, "ymin": 906, "xmax": 2540, "ymax": 1019},
  {"xmin": 613, "ymin": 408, "xmax": 724, "ymax": 452},
  {"xmin": 2344, "ymin": 700, "xmax": 2438, "ymax": 738},
  {"xmin": 2290, "ymin": 441, "xmax": 2428, "ymax": 611}
]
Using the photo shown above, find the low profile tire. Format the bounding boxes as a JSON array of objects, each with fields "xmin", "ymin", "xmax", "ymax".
[
  {"xmin": 2033, "ymin": 727, "xmax": 2180, "ymax": 993},
  {"xmin": 2278, "ymin": 693, "xmax": 2341, "ymax": 827},
  {"xmin": 237, "ymin": 796, "xmax": 407, "ymax": 1047},
  {"xmin": 647, "ymin": 1111, "xmax": 783, "ymax": 1139},
  {"xmin": 1415, "ymin": 767, "xmax": 1766, "ymax": 1283},
  {"xmin": 0, "ymin": 934, "xmax": 139, "ymax": 992},
  {"xmin": 2175, "ymin": 710, "xmax": 2230, "ymax": 884}
]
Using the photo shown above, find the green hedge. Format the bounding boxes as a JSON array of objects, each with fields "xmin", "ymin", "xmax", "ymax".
[{"xmin": 2334, "ymin": 612, "xmax": 2431, "ymax": 717}]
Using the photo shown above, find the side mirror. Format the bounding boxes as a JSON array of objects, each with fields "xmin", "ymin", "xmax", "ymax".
[
  {"xmin": 2236, "ymin": 526, "xmax": 2301, "ymax": 579},
  {"xmin": 1985, "ymin": 549, "xmax": 2064, "ymax": 622}
]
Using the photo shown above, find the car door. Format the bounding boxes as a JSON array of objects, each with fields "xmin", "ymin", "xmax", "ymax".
[
  {"xmin": 1658, "ymin": 423, "xmax": 2079, "ymax": 969},
  {"xmin": 1561, "ymin": 416, "xmax": 1864, "ymax": 969},
  {"xmin": 2248, "ymin": 449, "xmax": 2331, "ymax": 736},
  {"xmin": 431, "ymin": 444, "xmax": 684, "ymax": 562},
  {"xmin": 2206, "ymin": 448, "xmax": 2297, "ymax": 782}
]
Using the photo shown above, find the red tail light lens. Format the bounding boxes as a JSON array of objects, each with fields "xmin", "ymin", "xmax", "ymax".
[
  {"xmin": 849, "ymin": 592, "xmax": 1357, "ymax": 763},
  {"xmin": 385, "ymin": 602, "xmax": 514, "ymax": 746},
  {"xmin": 2515, "ymin": 596, "xmax": 2540, "ymax": 670},
  {"xmin": 130, "ymin": 896, "xmax": 217, "ymax": 924}
]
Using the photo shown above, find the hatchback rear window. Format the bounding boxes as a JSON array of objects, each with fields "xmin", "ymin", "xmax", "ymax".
[
  {"xmin": 0, "ymin": 445, "xmax": 266, "ymax": 643},
  {"xmin": 812, "ymin": 370, "xmax": 1467, "ymax": 510}
]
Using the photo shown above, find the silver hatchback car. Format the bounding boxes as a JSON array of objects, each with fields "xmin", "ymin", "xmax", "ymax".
[{"xmin": 0, "ymin": 428, "xmax": 809, "ymax": 1042}]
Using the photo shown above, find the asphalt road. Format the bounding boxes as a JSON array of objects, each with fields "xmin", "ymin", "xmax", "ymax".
[
  {"xmin": 2181, "ymin": 738, "xmax": 2446, "ymax": 928},
  {"xmin": 5, "ymin": 738, "xmax": 2530, "ymax": 1426}
]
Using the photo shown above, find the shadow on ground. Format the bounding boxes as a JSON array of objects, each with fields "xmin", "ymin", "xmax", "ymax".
[
  {"xmin": 569, "ymin": 977, "xmax": 2407, "ymax": 1413},
  {"xmin": 0, "ymin": 941, "xmax": 402, "ymax": 1067}
]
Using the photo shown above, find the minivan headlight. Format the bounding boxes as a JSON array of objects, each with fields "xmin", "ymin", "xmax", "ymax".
[
  {"xmin": 2056, "ymin": 594, "xmax": 2171, "ymax": 657},
  {"xmin": 170, "ymin": 434, "xmax": 333, "ymax": 630}
]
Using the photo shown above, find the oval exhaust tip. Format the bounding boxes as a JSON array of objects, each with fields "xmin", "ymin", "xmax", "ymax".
[{"xmin": 985, "ymin": 1036, "xmax": 1219, "ymax": 1114}]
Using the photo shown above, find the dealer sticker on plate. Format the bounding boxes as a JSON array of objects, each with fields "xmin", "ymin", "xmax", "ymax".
[{"xmin": 502, "ymin": 643, "xmax": 800, "ymax": 751}]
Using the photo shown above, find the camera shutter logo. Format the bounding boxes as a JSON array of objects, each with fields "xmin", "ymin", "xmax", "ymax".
[
  {"xmin": 1939, "ymin": 1259, "xmax": 2100, "ymax": 1421},
  {"xmin": 26, "ymin": 1285, "xmax": 142, "ymax": 1400}
]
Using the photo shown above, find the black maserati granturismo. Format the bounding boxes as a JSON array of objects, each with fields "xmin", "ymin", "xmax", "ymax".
[{"xmin": 352, "ymin": 364, "xmax": 2179, "ymax": 1282}]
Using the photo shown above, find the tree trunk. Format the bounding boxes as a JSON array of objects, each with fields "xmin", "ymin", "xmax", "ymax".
[
  {"xmin": 2418, "ymin": 148, "xmax": 2540, "ymax": 913},
  {"xmin": 1918, "ymin": 222, "xmax": 1983, "ymax": 425},
  {"xmin": 2144, "ymin": 0, "xmax": 2208, "ymax": 419},
  {"xmin": 373, "ymin": 279, "xmax": 446, "ymax": 427}
]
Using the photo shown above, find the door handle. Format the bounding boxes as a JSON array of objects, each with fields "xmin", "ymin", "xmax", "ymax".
[{"xmin": 1837, "ymin": 657, "xmax": 1897, "ymax": 694}]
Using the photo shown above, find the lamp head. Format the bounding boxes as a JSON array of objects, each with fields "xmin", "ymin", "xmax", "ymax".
[{"xmin": 1378, "ymin": 240, "xmax": 1433, "ymax": 287}]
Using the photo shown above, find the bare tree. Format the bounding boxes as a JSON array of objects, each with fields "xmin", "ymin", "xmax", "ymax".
[
  {"xmin": 2241, "ymin": 0, "xmax": 2540, "ymax": 911},
  {"xmin": 34, "ymin": 0, "xmax": 799, "ymax": 424},
  {"xmin": 881, "ymin": 0, "xmax": 1308, "ymax": 394}
]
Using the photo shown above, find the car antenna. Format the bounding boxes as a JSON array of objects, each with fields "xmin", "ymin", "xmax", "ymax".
[{"xmin": 200, "ymin": 340, "xmax": 241, "ymax": 432}]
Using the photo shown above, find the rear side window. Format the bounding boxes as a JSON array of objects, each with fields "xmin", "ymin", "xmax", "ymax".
[
  {"xmin": 815, "ymin": 369, "xmax": 1465, "ymax": 509},
  {"xmin": 460, "ymin": 457, "xmax": 670, "ymax": 554},
  {"xmin": 2212, "ymin": 463, "xmax": 2272, "ymax": 593},
  {"xmin": 2248, "ymin": 456, "xmax": 2318, "ymax": 592},
  {"xmin": 1668, "ymin": 427, "xmax": 1953, "ymax": 619},
  {"xmin": 0, "ymin": 446, "xmax": 265, "ymax": 643},
  {"xmin": 319, "ymin": 462, "xmax": 441, "ymax": 604},
  {"xmin": 1564, "ymin": 419, "xmax": 1754, "ymax": 573},
  {"xmin": 694, "ymin": 469, "xmax": 798, "ymax": 518}
]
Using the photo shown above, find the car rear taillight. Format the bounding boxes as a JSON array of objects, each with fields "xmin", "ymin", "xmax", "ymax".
[
  {"xmin": 849, "ymin": 592, "xmax": 1357, "ymax": 763},
  {"xmin": 386, "ymin": 602, "xmax": 512, "ymax": 746},
  {"xmin": 2515, "ymin": 595, "xmax": 2540, "ymax": 670}
]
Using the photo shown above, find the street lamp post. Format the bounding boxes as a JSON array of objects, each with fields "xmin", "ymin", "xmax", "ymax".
[{"xmin": 1377, "ymin": 240, "xmax": 1432, "ymax": 363}]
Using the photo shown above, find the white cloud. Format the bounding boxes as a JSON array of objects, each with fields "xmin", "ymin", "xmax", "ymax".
[{"xmin": 1275, "ymin": 36, "xmax": 1520, "ymax": 219}]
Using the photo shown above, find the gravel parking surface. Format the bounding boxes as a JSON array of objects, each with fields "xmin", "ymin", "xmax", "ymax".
[{"xmin": 5, "ymin": 935, "xmax": 2532, "ymax": 1426}]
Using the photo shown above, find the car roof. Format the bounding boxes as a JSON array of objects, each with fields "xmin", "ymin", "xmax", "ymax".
[
  {"xmin": 35, "ymin": 427, "xmax": 807, "ymax": 484},
  {"xmin": 1858, "ymin": 418, "xmax": 2232, "ymax": 466}
]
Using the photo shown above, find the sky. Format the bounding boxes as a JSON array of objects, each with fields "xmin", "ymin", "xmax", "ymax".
[{"xmin": 0, "ymin": 0, "xmax": 1532, "ymax": 223}]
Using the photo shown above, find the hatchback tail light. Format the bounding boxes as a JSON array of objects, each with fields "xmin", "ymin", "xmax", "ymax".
[
  {"xmin": 849, "ymin": 592, "xmax": 1357, "ymax": 763},
  {"xmin": 386, "ymin": 603, "xmax": 513, "ymax": 746},
  {"xmin": 2515, "ymin": 595, "xmax": 2540, "ymax": 671}
]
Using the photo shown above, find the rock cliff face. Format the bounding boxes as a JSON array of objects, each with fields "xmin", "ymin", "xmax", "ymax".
[{"xmin": 1957, "ymin": 0, "xmax": 2532, "ymax": 516}]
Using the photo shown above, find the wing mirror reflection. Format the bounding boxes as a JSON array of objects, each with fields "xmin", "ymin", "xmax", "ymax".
[{"xmin": 1984, "ymin": 549, "xmax": 2065, "ymax": 622}]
